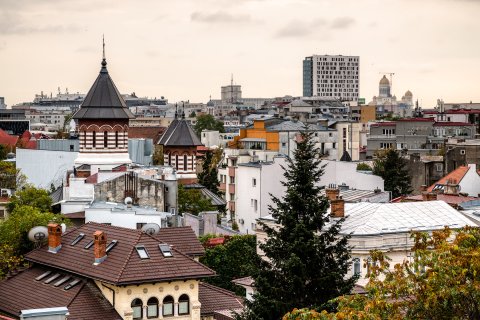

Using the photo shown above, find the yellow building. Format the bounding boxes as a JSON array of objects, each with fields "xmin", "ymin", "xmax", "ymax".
[
  {"xmin": 230, "ymin": 119, "xmax": 280, "ymax": 151},
  {"xmin": 359, "ymin": 105, "xmax": 376, "ymax": 123},
  {"xmin": 0, "ymin": 222, "xmax": 243, "ymax": 320}
]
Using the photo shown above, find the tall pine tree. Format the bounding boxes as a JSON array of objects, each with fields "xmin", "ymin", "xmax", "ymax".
[
  {"xmin": 241, "ymin": 132, "xmax": 357, "ymax": 320},
  {"xmin": 373, "ymin": 149, "xmax": 412, "ymax": 198},
  {"xmin": 198, "ymin": 151, "xmax": 221, "ymax": 196}
]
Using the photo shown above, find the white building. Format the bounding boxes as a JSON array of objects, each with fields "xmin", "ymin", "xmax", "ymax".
[
  {"xmin": 257, "ymin": 200, "xmax": 478, "ymax": 287},
  {"xmin": 200, "ymin": 130, "xmax": 238, "ymax": 148},
  {"xmin": 303, "ymin": 55, "xmax": 360, "ymax": 101}
]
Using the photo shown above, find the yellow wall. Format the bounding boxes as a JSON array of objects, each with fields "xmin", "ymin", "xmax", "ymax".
[
  {"xmin": 95, "ymin": 279, "xmax": 201, "ymax": 320},
  {"xmin": 360, "ymin": 105, "xmax": 376, "ymax": 123},
  {"xmin": 230, "ymin": 120, "xmax": 280, "ymax": 151}
]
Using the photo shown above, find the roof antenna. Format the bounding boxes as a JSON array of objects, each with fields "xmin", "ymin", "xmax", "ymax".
[{"xmin": 101, "ymin": 35, "xmax": 107, "ymax": 70}]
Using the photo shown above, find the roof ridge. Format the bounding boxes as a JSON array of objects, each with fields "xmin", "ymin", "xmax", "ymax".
[
  {"xmin": 116, "ymin": 231, "xmax": 143, "ymax": 283},
  {"xmin": 163, "ymin": 120, "xmax": 180, "ymax": 145},
  {"xmin": 200, "ymin": 282, "xmax": 240, "ymax": 298},
  {"xmin": 66, "ymin": 280, "xmax": 87, "ymax": 307}
]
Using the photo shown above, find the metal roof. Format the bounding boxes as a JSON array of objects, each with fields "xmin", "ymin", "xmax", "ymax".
[
  {"xmin": 157, "ymin": 119, "xmax": 203, "ymax": 146},
  {"xmin": 72, "ymin": 59, "xmax": 134, "ymax": 120}
]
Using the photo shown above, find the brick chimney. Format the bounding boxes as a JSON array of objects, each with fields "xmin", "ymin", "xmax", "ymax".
[
  {"xmin": 48, "ymin": 223, "xmax": 62, "ymax": 253},
  {"xmin": 419, "ymin": 185, "xmax": 427, "ymax": 192},
  {"xmin": 330, "ymin": 196, "xmax": 345, "ymax": 218},
  {"xmin": 93, "ymin": 231, "xmax": 107, "ymax": 265},
  {"xmin": 422, "ymin": 192, "xmax": 437, "ymax": 201},
  {"xmin": 326, "ymin": 188, "xmax": 340, "ymax": 201}
]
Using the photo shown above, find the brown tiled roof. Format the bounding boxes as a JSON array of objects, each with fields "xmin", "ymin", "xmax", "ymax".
[
  {"xmin": 154, "ymin": 226, "xmax": 205, "ymax": 257},
  {"xmin": 129, "ymin": 126, "xmax": 166, "ymax": 141},
  {"xmin": 232, "ymin": 276, "xmax": 254, "ymax": 287},
  {"xmin": 403, "ymin": 194, "xmax": 478, "ymax": 205},
  {"xmin": 199, "ymin": 282, "xmax": 244, "ymax": 316},
  {"xmin": 427, "ymin": 166, "xmax": 469, "ymax": 192},
  {"xmin": 25, "ymin": 222, "xmax": 214, "ymax": 285},
  {"xmin": 0, "ymin": 266, "xmax": 121, "ymax": 320}
]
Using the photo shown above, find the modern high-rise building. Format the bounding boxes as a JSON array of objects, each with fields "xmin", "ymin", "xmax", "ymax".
[{"xmin": 303, "ymin": 55, "xmax": 360, "ymax": 101}]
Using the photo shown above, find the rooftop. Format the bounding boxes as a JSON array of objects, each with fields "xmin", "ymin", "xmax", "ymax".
[
  {"xmin": 25, "ymin": 222, "xmax": 214, "ymax": 285},
  {"xmin": 427, "ymin": 166, "xmax": 469, "ymax": 192},
  {"xmin": 198, "ymin": 282, "xmax": 244, "ymax": 316},
  {"xmin": 157, "ymin": 119, "xmax": 203, "ymax": 147}
]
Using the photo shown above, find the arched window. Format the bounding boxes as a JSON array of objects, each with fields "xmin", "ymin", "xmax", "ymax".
[
  {"xmin": 131, "ymin": 298, "xmax": 143, "ymax": 320},
  {"xmin": 83, "ymin": 131, "xmax": 86, "ymax": 148},
  {"xmin": 162, "ymin": 295, "xmax": 174, "ymax": 317},
  {"xmin": 353, "ymin": 258, "xmax": 361, "ymax": 275},
  {"xmin": 104, "ymin": 131, "xmax": 108, "ymax": 148},
  {"xmin": 92, "ymin": 131, "xmax": 96, "ymax": 148},
  {"xmin": 191, "ymin": 155, "xmax": 194, "ymax": 170},
  {"xmin": 115, "ymin": 131, "xmax": 119, "ymax": 148},
  {"xmin": 178, "ymin": 294, "xmax": 190, "ymax": 315},
  {"xmin": 147, "ymin": 297, "xmax": 159, "ymax": 318},
  {"xmin": 175, "ymin": 155, "xmax": 179, "ymax": 170},
  {"xmin": 168, "ymin": 153, "xmax": 172, "ymax": 166},
  {"xmin": 183, "ymin": 154, "xmax": 188, "ymax": 171}
]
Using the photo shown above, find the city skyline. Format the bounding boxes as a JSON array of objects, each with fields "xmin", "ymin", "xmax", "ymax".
[{"xmin": 1, "ymin": 0, "xmax": 479, "ymax": 107}]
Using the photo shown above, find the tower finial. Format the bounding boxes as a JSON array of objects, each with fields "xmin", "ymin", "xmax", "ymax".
[{"xmin": 101, "ymin": 35, "xmax": 107, "ymax": 70}]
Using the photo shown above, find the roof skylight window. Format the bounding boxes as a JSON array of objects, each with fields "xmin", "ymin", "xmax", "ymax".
[
  {"xmin": 84, "ymin": 240, "xmax": 94, "ymax": 249},
  {"xmin": 159, "ymin": 244, "xmax": 173, "ymax": 257},
  {"xmin": 135, "ymin": 245, "xmax": 150, "ymax": 259},
  {"xmin": 71, "ymin": 233, "xmax": 85, "ymax": 246},
  {"xmin": 64, "ymin": 279, "xmax": 81, "ymax": 290},
  {"xmin": 106, "ymin": 240, "xmax": 118, "ymax": 253}
]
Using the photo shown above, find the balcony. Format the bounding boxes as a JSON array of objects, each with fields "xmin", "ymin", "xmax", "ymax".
[
  {"xmin": 228, "ymin": 183, "xmax": 235, "ymax": 194},
  {"xmin": 228, "ymin": 201, "xmax": 235, "ymax": 212},
  {"xmin": 228, "ymin": 167, "xmax": 236, "ymax": 177},
  {"xmin": 220, "ymin": 182, "xmax": 226, "ymax": 191}
]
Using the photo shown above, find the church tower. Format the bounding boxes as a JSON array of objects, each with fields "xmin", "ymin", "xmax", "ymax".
[
  {"xmin": 72, "ymin": 46, "xmax": 134, "ymax": 174},
  {"xmin": 378, "ymin": 75, "xmax": 391, "ymax": 98}
]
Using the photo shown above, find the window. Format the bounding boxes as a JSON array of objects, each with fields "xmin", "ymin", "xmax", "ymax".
[
  {"xmin": 436, "ymin": 163, "xmax": 443, "ymax": 172},
  {"xmin": 70, "ymin": 233, "xmax": 85, "ymax": 246},
  {"xmin": 92, "ymin": 131, "xmax": 96, "ymax": 148},
  {"xmin": 252, "ymin": 178, "xmax": 256, "ymax": 187},
  {"xmin": 104, "ymin": 131, "xmax": 108, "ymax": 148},
  {"xmin": 230, "ymin": 176, "xmax": 235, "ymax": 184},
  {"xmin": 147, "ymin": 297, "xmax": 159, "ymax": 318},
  {"xmin": 115, "ymin": 131, "xmax": 119, "ymax": 148},
  {"xmin": 106, "ymin": 240, "xmax": 118, "ymax": 253},
  {"xmin": 178, "ymin": 294, "xmax": 190, "ymax": 315},
  {"xmin": 159, "ymin": 244, "xmax": 173, "ymax": 257},
  {"xmin": 353, "ymin": 258, "xmax": 361, "ymax": 275},
  {"xmin": 230, "ymin": 193, "xmax": 235, "ymax": 201},
  {"xmin": 135, "ymin": 245, "xmax": 150, "ymax": 259},
  {"xmin": 175, "ymin": 155, "xmax": 179, "ymax": 170},
  {"xmin": 84, "ymin": 240, "xmax": 94, "ymax": 249},
  {"xmin": 83, "ymin": 131, "xmax": 86, "ymax": 148},
  {"xmin": 168, "ymin": 153, "xmax": 172, "ymax": 166},
  {"xmin": 131, "ymin": 298, "xmax": 143, "ymax": 320},
  {"xmin": 163, "ymin": 296, "xmax": 174, "ymax": 316},
  {"xmin": 70, "ymin": 144, "xmax": 74, "ymax": 151},
  {"xmin": 184, "ymin": 154, "xmax": 188, "ymax": 171}
]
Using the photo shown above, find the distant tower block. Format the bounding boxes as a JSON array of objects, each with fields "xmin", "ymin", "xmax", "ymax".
[{"xmin": 72, "ymin": 41, "xmax": 134, "ymax": 174}]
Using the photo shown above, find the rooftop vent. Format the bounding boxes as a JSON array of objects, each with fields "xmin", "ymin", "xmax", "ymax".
[
  {"xmin": 35, "ymin": 271, "xmax": 52, "ymax": 281},
  {"xmin": 64, "ymin": 279, "xmax": 81, "ymax": 290},
  {"xmin": 53, "ymin": 276, "xmax": 71, "ymax": 287},
  {"xmin": 44, "ymin": 273, "xmax": 61, "ymax": 284}
]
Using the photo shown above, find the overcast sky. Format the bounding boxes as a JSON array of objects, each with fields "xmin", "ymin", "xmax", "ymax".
[{"xmin": 1, "ymin": 0, "xmax": 479, "ymax": 108}]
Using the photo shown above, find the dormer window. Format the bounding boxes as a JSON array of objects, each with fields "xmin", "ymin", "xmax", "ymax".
[
  {"xmin": 159, "ymin": 244, "xmax": 173, "ymax": 257},
  {"xmin": 135, "ymin": 245, "xmax": 149, "ymax": 259}
]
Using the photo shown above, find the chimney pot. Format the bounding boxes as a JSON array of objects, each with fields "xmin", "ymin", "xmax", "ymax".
[
  {"xmin": 48, "ymin": 223, "xmax": 62, "ymax": 253},
  {"xmin": 93, "ymin": 231, "xmax": 107, "ymax": 265},
  {"xmin": 330, "ymin": 196, "xmax": 345, "ymax": 218}
]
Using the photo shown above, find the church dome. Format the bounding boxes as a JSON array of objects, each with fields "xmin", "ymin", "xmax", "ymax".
[
  {"xmin": 379, "ymin": 75, "xmax": 390, "ymax": 86},
  {"xmin": 405, "ymin": 90, "xmax": 412, "ymax": 97}
]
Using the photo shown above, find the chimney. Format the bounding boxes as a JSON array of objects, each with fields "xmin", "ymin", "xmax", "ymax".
[
  {"xmin": 93, "ymin": 231, "xmax": 107, "ymax": 265},
  {"xmin": 420, "ymin": 185, "xmax": 427, "ymax": 192},
  {"xmin": 48, "ymin": 223, "xmax": 62, "ymax": 253},
  {"xmin": 326, "ymin": 188, "xmax": 340, "ymax": 201},
  {"xmin": 444, "ymin": 179, "xmax": 459, "ymax": 195},
  {"xmin": 330, "ymin": 196, "xmax": 345, "ymax": 218},
  {"xmin": 422, "ymin": 192, "xmax": 437, "ymax": 201}
]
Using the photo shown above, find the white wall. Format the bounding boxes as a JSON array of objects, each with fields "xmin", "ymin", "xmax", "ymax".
[
  {"xmin": 460, "ymin": 164, "xmax": 480, "ymax": 196},
  {"xmin": 236, "ymin": 165, "xmax": 262, "ymax": 234},
  {"xmin": 16, "ymin": 149, "xmax": 78, "ymax": 189},
  {"xmin": 320, "ymin": 160, "xmax": 384, "ymax": 191},
  {"xmin": 85, "ymin": 208, "xmax": 167, "ymax": 229}
]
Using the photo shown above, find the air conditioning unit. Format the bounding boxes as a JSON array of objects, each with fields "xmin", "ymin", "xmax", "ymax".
[{"xmin": 238, "ymin": 219, "xmax": 245, "ymax": 224}]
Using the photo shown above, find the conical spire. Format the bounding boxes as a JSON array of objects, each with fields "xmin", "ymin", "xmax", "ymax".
[{"xmin": 101, "ymin": 35, "xmax": 108, "ymax": 73}]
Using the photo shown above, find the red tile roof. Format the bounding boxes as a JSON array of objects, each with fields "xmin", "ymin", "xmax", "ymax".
[
  {"xmin": 128, "ymin": 126, "xmax": 166, "ymax": 141},
  {"xmin": 199, "ymin": 282, "xmax": 244, "ymax": 316},
  {"xmin": 25, "ymin": 222, "xmax": 214, "ymax": 285},
  {"xmin": 427, "ymin": 166, "xmax": 470, "ymax": 192},
  {"xmin": 0, "ymin": 129, "xmax": 19, "ymax": 147},
  {"xmin": 402, "ymin": 194, "xmax": 478, "ymax": 205},
  {"xmin": 154, "ymin": 226, "xmax": 205, "ymax": 257},
  {"xmin": 0, "ymin": 266, "xmax": 121, "ymax": 320}
]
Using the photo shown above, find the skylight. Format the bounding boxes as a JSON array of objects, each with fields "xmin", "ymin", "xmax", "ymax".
[
  {"xmin": 135, "ymin": 245, "xmax": 150, "ymax": 259},
  {"xmin": 159, "ymin": 244, "xmax": 173, "ymax": 257},
  {"xmin": 44, "ymin": 273, "xmax": 61, "ymax": 284},
  {"xmin": 64, "ymin": 279, "xmax": 81, "ymax": 290},
  {"xmin": 35, "ymin": 271, "xmax": 52, "ymax": 281},
  {"xmin": 84, "ymin": 240, "xmax": 94, "ymax": 249},
  {"xmin": 71, "ymin": 233, "xmax": 85, "ymax": 246},
  {"xmin": 106, "ymin": 240, "xmax": 118, "ymax": 253}
]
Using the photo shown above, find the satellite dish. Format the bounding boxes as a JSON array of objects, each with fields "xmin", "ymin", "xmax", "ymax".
[
  {"xmin": 61, "ymin": 223, "xmax": 67, "ymax": 233},
  {"xmin": 141, "ymin": 223, "xmax": 161, "ymax": 235},
  {"xmin": 28, "ymin": 226, "xmax": 48, "ymax": 242},
  {"xmin": 124, "ymin": 197, "xmax": 133, "ymax": 205}
]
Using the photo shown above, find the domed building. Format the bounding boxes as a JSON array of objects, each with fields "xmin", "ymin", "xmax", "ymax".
[{"xmin": 369, "ymin": 75, "xmax": 414, "ymax": 117}]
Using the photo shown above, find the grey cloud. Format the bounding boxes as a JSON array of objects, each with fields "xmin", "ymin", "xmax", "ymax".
[
  {"xmin": 191, "ymin": 11, "xmax": 252, "ymax": 23},
  {"xmin": 330, "ymin": 17, "xmax": 355, "ymax": 29},
  {"xmin": 275, "ymin": 19, "xmax": 326, "ymax": 38},
  {"xmin": 0, "ymin": 12, "xmax": 83, "ymax": 35}
]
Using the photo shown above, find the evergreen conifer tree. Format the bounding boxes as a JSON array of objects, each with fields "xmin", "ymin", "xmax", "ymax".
[
  {"xmin": 373, "ymin": 149, "xmax": 412, "ymax": 198},
  {"xmin": 198, "ymin": 151, "xmax": 221, "ymax": 196},
  {"xmin": 241, "ymin": 132, "xmax": 357, "ymax": 320}
]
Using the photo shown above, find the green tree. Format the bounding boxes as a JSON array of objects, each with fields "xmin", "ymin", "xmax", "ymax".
[
  {"xmin": 0, "ymin": 144, "xmax": 8, "ymax": 160},
  {"xmin": 178, "ymin": 184, "xmax": 215, "ymax": 216},
  {"xmin": 194, "ymin": 114, "xmax": 225, "ymax": 137},
  {"xmin": 283, "ymin": 226, "xmax": 480, "ymax": 320},
  {"xmin": 373, "ymin": 149, "xmax": 412, "ymax": 198},
  {"xmin": 7, "ymin": 185, "xmax": 52, "ymax": 213},
  {"xmin": 356, "ymin": 163, "xmax": 372, "ymax": 171},
  {"xmin": 241, "ymin": 132, "xmax": 357, "ymax": 320},
  {"xmin": 0, "ymin": 243, "xmax": 24, "ymax": 280},
  {"xmin": 189, "ymin": 111, "xmax": 196, "ymax": 118},
  {"xmin": 198, "ymin": 151, "xmax": 221, "ymax": 196},
  {"xmin": 200, "ymin": 235, "xmax": 260, "ymax": 296}
]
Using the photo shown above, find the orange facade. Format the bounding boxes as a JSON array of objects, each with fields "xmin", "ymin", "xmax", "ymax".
[{"xmin": 230, "ymin": 120, "xmax": 280, "ymax": 151}]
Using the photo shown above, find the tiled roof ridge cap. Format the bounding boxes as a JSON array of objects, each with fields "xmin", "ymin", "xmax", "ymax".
[{"xmin": 116, "ymin": 231, "xmax": 143, "ymax": 283}]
